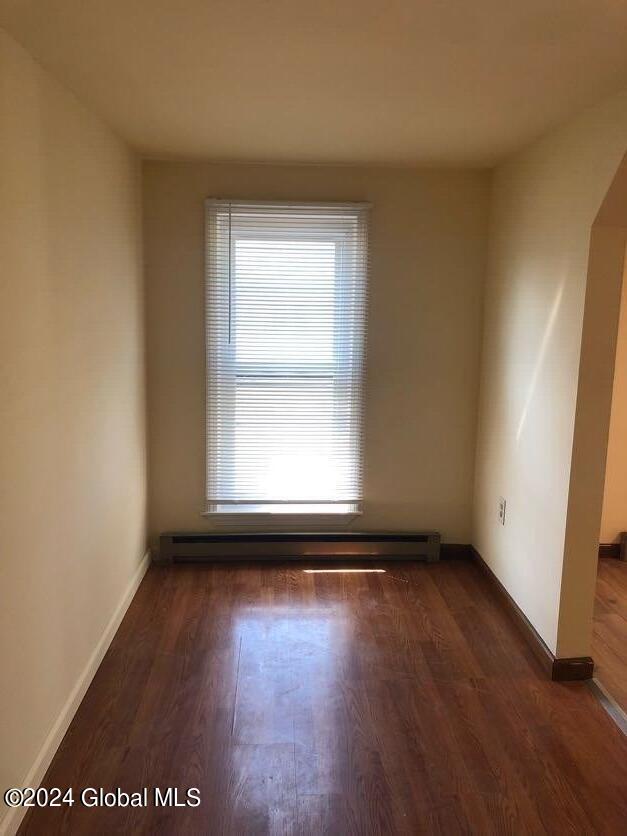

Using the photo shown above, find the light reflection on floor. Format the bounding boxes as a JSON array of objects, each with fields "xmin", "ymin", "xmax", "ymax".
[{"xmin": 303, "ymin": 568, "xmax": 386, "ymax": 574}]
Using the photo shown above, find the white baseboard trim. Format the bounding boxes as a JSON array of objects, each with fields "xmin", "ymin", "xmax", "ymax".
[{"xmin": 0, "ymin": 549, "xmax": 151, "ymax": 836}]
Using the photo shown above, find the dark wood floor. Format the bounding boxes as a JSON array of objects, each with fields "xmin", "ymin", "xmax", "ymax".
[
  {"xmin": 593, "ymin": 557, "xmax": 627, "ymax": 713},
  {"xmin": 19, "ymin": 560, "xmax": 627, "ymax": 835}
]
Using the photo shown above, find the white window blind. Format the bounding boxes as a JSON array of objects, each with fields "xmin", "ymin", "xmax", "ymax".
[{"xmin": 205, "ymin": 200, "xmax": 369, "ymax": 515}]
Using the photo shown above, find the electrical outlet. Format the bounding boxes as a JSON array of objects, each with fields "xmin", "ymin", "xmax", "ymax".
[{"xmin": 498, "ymin": 497, "xmax": 506, "ymax": 525}]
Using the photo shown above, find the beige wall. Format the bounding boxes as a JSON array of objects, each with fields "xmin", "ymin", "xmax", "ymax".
[
  {"xmin": 473, "ymin": 91, "xmax": 627, "ymax": 657},
  {"xmin": 144, "ymin": 161, "xmax": 490, "ymax": 547},
  {"xmin": 600, "ymin": 256, "xmax": 627, "ymax": 543},
  {"xmin": 0, "ymin": 27, "xmax": 146, "ymax": 820}
]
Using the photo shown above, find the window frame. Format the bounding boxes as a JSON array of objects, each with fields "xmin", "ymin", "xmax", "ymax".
[{"xmin": 203, "ymin": 199, "xmax": 368, "ymax": 525}]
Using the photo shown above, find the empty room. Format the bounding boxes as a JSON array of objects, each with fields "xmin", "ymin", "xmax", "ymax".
[{"xmin": 3, "ymin": 2, "xmax": 627, "ymax": 834}]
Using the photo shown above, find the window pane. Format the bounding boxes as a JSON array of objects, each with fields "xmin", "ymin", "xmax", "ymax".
[
  {"xmin": 234, "ymin": 377, "xmax": 336, "ymax": 500},
  {"xmin": 234, "ymin": 239, "xmax": 336, "ymax": 367},
  {"xmin": 206, "ymin": 201, "xmax": 369, "ymax": 508}
]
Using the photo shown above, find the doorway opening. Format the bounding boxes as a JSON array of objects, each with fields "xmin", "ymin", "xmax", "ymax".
[{"xmin": 594, "ymin": 253, "xmax": 627, "ymax": 716}]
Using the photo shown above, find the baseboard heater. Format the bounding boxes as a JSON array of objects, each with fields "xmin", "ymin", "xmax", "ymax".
[{"xmin": 157, "ymin": 531, "xmax": 441, "ymax": 564}]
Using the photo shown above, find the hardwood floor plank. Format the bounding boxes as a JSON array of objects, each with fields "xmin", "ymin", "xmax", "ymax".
[
  {"xmin": 18, "ymin": 561, "xmax": 627, "ymax": 835},
  {"xmin": 593, "ymin": 557, "xmax": 627, "ymax": 712}
]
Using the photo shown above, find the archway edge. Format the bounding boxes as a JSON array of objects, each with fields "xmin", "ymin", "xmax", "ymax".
[{"xmin": 558, "ymin": 154, "xmax": 627, "ymax": 658}]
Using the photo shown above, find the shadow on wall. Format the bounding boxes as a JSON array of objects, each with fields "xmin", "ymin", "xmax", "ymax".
[{"xmin": 516, "ymin": 278, "xmax": 566, "ymax": 443}]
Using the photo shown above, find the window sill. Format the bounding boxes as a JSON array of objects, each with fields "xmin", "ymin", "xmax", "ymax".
[{"xmin": 201, "ymin": 509, "xmax": 362, "ymax": 528}]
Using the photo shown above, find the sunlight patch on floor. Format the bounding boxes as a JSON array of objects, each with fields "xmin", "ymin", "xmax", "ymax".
[{"xmin": 302, "ymin": 568, "xmax": 386, "ymax": 574}]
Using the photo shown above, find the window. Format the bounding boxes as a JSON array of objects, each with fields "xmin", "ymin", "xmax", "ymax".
[{"xmin": 205, "ymin": 200, "xmax": 369, "ymax": 519}]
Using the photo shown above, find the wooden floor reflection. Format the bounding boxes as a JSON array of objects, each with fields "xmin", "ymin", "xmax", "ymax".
[{"xmin": 20, "ymin": 560, "xmax": 627, "ymax": 835}]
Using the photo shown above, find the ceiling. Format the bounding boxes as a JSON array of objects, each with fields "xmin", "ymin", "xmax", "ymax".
[{"xmin": 2, "ymin": 0, "xmax": 627, "ymax": 166}]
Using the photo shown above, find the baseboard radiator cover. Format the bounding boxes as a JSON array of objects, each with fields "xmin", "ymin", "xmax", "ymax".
[{"xmin": 157, "ymin": 531, "xmax": 441, "ymax": 564}]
